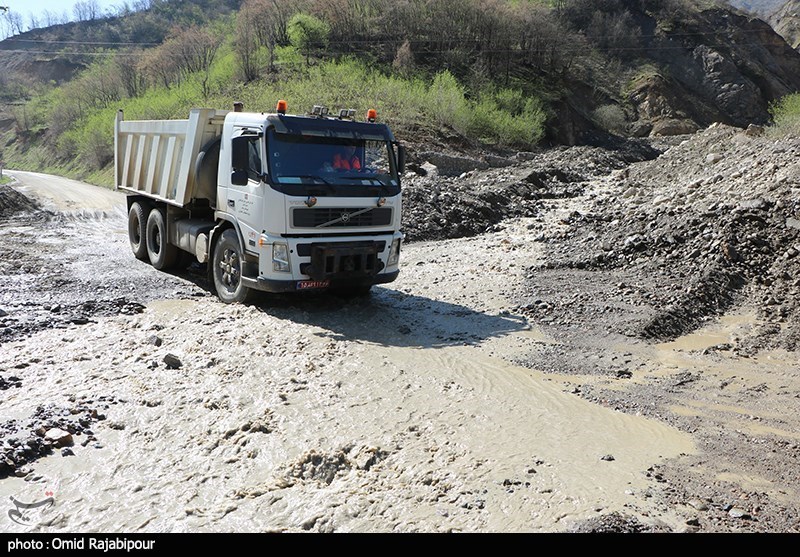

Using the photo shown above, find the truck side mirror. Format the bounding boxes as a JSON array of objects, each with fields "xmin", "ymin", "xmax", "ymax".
[{"xmin": 397, "ymin": 144, "xmax": 406, "ymax": 174}]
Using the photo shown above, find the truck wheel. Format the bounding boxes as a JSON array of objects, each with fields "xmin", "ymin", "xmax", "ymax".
[
  {"xmin": 146, "ymin": 206, "xmax": 179, "ymax": 270},
  {"xmin": 128, "ymin": 202, "xmax": 148, "ymax": 260},
  {"xmin": 212, "ymin": 229, "xmax": 253, "ymax": 304}
]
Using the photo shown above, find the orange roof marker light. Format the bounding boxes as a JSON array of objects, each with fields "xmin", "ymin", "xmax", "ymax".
[
  {"xmin": 276, "ymin": 99, "xmax": 288, "ymax": 115},
  {"xmin": 366, "ymin": 108, "xmax": 377, "ymax": 123}
]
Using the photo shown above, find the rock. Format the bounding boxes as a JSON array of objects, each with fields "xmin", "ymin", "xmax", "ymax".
[
  {"xmin": 650, "ymin": 119, "xmax": 699, "ymax": 137},
  {"xmin": 706, "ymin": 153, "xmax": 724, "ymax": 164},
  {"xmin": 738, "ymin": 198, "xmax": 767, "ymax": 211},
  {"xmin": 728, "ymin": 507, "xmax": 751, "ymax": 519},
  {"xmin": 146, "ymin": 335, "xmax": 163, "ymax": 347},
  {"xmin": 0, "ymin": 308, "xmax": 6, "ymax": 317},
  {"xmin": 163, "ymin": 353, "xmax": 182, "ymax": 369},
  {"xmin": 688, "ymin": 499, "xmax": 709, "ymax": 511},
  {"xmin": 628, "ymin": 121, "xmax": 653, "ymax": 138},
  {"xmin": 44, "ymin": 428, "xmax": 73, "ymax": 448},
  {"xmin": 745, "ymin": 124, "xmax": 765, "ymax": 137},
  {"xmin": 600, "ymin": 454, "xmax": 615, "ymax": 461},
  {"xmin": 721, "ymin": 242, "xmax": 741, "ymax": 262},
  {"xmin": 61, "ymin": 447, "xmax": 75, "ymax": 457},
  {"xmin": 786, "ymin": 218, "xmax": 800, "ymax": 230},
  {"xmin": 420, "ymin": 162, "xmax": 439, "ymax": 179}
]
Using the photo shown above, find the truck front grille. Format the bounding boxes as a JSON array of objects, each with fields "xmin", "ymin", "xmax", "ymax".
[{"xmin": 292, "ymin": 207, "xmax": 392, "ymax": 228}]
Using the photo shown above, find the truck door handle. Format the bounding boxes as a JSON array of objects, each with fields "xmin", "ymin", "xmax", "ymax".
[{"xmin": 228, "ymin": 200, "xmax": 235, "ymax": 208}]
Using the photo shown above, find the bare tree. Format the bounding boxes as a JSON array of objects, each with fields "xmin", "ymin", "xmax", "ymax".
[
  {"xmin": 138, "ymin": 46, "xmax": 178, "ymax": 89},
  {"xmin": 73, "ymin": 0, "xmax": 101, "ymax": 22},
  {"xmin": 139, "ymin": 26, "xmax": 221, "ymax": 98},
  {"xmin": 115, "ymin": 51, "xmax": 146, "ymax": 98},
  {"xmin": 1, "ymin": 9, "xmax": 23, "ymax": 37},
  {"xmin": 235, "ymin": 0, "xmax": 266, "ymax": 81},
  {"xmin": 235, "ymin": 0, "xmax": 298, "ymax": 78}
]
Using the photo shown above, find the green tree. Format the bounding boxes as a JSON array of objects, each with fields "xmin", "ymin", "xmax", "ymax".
[{"xmin": 287, "ymin": 12, "xmax": 330, "ymax": 66}]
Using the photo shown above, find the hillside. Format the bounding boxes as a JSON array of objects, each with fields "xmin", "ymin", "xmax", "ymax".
[
  {"xmin": 0, "ymin": 0, "xmax": 243, "ymax": 90},
  {"xmin": 1, "ymin": 0, "xmax": 799, "ymax": 183}
]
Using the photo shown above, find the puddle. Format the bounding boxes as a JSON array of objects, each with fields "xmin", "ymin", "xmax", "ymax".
[
  {"xmin": 350, "ymin": 343, "xmax": 696, "ymax": 531},
  {"xmin": 657, "ymin": 312, "xmax": 762, "ymax": 353}
]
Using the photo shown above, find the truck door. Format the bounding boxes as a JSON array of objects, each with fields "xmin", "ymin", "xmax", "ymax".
[{"xmin": 228, "ymin": 132, "xmax": 265, "ymax": 253}]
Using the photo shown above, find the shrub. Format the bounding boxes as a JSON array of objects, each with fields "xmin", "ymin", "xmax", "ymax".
[
  {"xmin": 769, "ymin": 93, "xmax": 800, "ymax": 135},
  {"xmin": 593, "ymin": 104, "xmax": 627, "ymax": 135}
]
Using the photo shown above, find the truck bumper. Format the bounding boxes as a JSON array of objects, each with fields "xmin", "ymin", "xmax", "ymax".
[{"xmin": 245, "ymin": 270, "xmax": 400, "ymax": 293}]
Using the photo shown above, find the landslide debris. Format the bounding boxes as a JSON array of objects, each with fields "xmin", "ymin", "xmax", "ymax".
[
  {"xmin": 540, "ymin": 123, "xmax": 800, "ymax": 349},
  {"xmin": 0, "ymin": 184, "xmax": 40, "ymax": 217},
  {"xmin": 401, "ymin": 138, "xmax": 662, "ymax": 242}
]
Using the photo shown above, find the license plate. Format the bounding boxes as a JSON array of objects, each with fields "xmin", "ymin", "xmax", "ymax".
[{"xmin": 296, "ymin": 280, "xmax": 330, "ymax": 290}]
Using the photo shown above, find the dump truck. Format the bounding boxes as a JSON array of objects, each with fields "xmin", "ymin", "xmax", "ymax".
[{"xmin": 114, "ymin": 101, "xmax": 405, "ymax": 303}]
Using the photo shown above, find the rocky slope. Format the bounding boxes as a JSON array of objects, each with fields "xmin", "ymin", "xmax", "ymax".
[
  {"xmin": 769, "ymin": 0, "xmax": 800, "ymax": 48},
  {"xmin": 623, "ymin": 6, "xmax": 800, "ymax": 136}
]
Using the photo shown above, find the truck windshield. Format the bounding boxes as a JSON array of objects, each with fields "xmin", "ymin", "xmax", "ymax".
[{"xmin": 266, "ymin": 130, "xmax": 400, "ymax": 197}]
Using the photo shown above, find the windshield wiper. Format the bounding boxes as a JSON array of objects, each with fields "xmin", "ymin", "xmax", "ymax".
[
  {"xmin": 337, "ymin": 175, "xmax": 396, "ymax": 197},
  {"xmin": 294, "ymin": 174, "xmax": 333, "ymax": 185},
  {"xmin": 285, "ymin": 175, "xmax": 338, "ymax": 194}
]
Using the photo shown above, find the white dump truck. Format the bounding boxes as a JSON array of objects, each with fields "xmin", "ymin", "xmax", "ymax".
[{"xmin": 115, "ymin": 101, "xmax": 405, "ymax": 303}]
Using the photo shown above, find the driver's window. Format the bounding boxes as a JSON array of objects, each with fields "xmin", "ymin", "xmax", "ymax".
[{"xmin": 246, "ymin": 138, "xmax": 262, "ymax": 181}]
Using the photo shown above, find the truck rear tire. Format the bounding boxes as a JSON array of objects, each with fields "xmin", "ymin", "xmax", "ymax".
[
  {"xmin": 212, "ymin": 229, "xmax": 253, "ymax": 304},
  {"xmin": 128, "ymin": 202, "xmax": 148, "ymax": 260},
  {"xmin": 146, "ymin": 206, "xmax": 179, "ymax": 270}
]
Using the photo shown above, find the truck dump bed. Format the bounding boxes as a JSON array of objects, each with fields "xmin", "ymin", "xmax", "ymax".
[{"xmin": 114, "ymin": 108, "xmax": 227, "ymax": 206}]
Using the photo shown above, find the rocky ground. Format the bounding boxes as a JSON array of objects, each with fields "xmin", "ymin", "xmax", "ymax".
[{"xmin": 1, "ymin": 127, "xmax": 799, "ymax": 532}]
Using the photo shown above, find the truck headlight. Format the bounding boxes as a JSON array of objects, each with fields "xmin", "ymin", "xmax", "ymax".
[
  {"xmin": 388, "ymin": 239, "xmax": 401, "ymax": 266},
  {"xmin": 272, "ymin": 243, "xmax": 290, "ymax": 272}
]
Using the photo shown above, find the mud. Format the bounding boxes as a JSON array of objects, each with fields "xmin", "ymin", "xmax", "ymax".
[{"xmin": 2, "ymin": 131, "xmax": 800, "ymax": 534}]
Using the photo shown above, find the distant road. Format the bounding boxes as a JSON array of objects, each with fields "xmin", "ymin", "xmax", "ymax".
[{"xmin": 6, "ymin": 170, "xmax": 124, "ymax": 214}]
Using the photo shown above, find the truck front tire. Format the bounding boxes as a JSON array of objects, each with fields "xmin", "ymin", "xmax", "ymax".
[
  {"xmin": 146, "ymin": 206, "xmax": 179, "ymax": 270},
  {"xmin": 128, "ymin": 202, "xmax": 148, "ymax": 260},
  {"xmin": 212, "ymin": 229, "xmax": 253, "ymax": 304}
]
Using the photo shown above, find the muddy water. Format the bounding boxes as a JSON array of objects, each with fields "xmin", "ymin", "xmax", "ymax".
[
  {"xmin": 2, "ymin": 175, "xmax": 700, "ymax": 532},
  {"xmin": 346, "ymin": 343, "xmax": 696, "ymax": 530},
  {"xmin": 1, "ymin": 295, "xmax": 695, "ymax": 532}
]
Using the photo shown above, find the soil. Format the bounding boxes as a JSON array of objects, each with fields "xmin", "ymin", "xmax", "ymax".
[{"xmin": 1, "ymin": 126, "xmax": 799, "ymax": 533}]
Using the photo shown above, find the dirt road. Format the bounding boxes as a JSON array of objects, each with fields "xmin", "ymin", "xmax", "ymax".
[{"xmin": 1, "ymin": 159, "xmax": 798, "ymax": 532}]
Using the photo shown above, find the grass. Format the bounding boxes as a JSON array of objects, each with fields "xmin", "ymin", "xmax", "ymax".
[
  {"xmin": 4, "ymin": 38, "xmax": 548, "ymax": 182},
  {"xmin": 769, "ymin": 93, "xmax": 800, "ymax": 136}
]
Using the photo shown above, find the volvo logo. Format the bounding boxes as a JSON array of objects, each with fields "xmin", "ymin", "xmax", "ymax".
[{"xmin": 340, "ymin": 212, "xmax": 351, "ymax": 223}]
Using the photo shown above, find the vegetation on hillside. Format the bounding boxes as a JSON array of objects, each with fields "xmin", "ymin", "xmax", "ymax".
[
  {"xmin": 3, "ymin": 0, "xmax": 795, "ymax": 185},
  {"xmin": 770, "ymin": 92, "xmax": 800, "ymax": 134}
]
